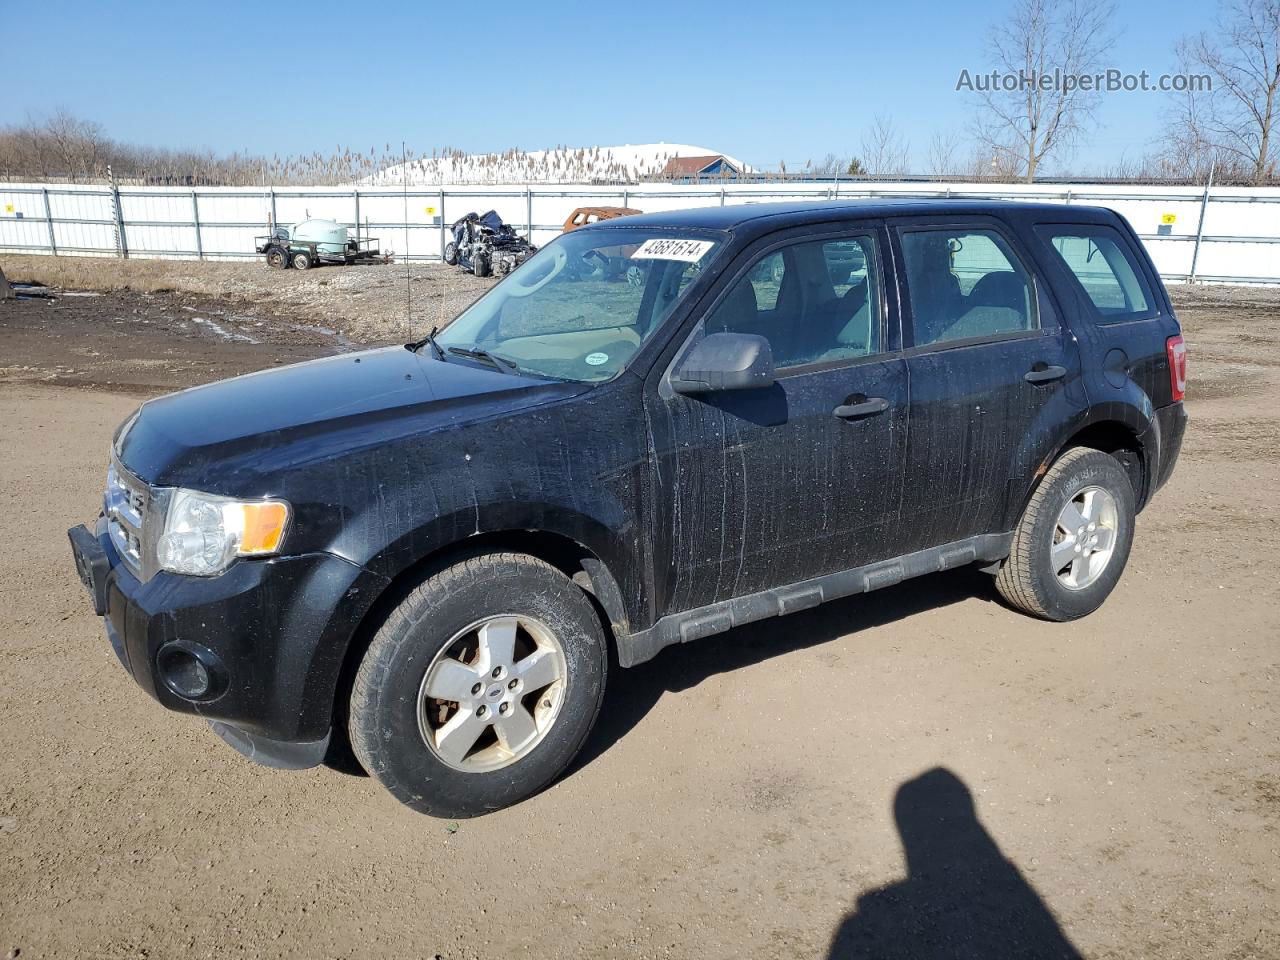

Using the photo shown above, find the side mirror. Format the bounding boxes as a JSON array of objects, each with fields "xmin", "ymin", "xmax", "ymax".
[{"xmin": 670, "ymin": 332, "xmax": 776, "ymax": 394}]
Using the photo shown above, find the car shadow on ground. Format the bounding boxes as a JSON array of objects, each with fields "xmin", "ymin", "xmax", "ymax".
[
  {"xmin": 573, "ymin": 566, "xmax": 997, "ymax": 775},
  {"xmin": 825, "ymin": 767, "xmax": 1082, "ymax": 959}
]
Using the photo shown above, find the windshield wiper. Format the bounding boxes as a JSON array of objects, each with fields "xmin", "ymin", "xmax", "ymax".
[
  {"xmin": 447, "ymin": 346, "xmax": 520, "ymax": 373},
  {"xmin": 404, "ymin": 326, "xmax": 446, "ymax": 361}
]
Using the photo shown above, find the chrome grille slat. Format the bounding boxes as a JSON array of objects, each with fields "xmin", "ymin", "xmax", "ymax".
[{"xmin": 105, "ymin": 460, "xmax": 149, "ymax": 578}]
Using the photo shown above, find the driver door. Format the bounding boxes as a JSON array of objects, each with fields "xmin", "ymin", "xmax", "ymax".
[{"xmin": 643, "ymin": 222, "xmax": 909, "ymax": 618}]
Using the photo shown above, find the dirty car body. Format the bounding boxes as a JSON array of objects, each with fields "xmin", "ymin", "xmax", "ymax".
[{"xmin": 69, "ymin": 200, "xmax": 1187, "ymax": 815}]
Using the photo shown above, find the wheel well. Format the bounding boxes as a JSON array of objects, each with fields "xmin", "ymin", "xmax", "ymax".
[
  {"xmin": 1058, "ymin": 421, "xmax": 1145, "ymax": 502},
  {"xmin": 327, "ymin": 531, "xmax": 613, "ymax": 764}
]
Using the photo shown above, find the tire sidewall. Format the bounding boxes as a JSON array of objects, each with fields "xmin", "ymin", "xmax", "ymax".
[
  {"xmin": 353, "ymin": 559, "xmax": 606, "ymax": 817},
  {"xmin": 1026, "ymin": 452, "xmax": 1136, "ymax": 619}
]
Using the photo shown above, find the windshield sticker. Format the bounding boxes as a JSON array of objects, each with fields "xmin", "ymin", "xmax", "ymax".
[
  {"xmin": 630, "ymin": 238, "xmax": 715, "ymax": 263},
  {"xmin": 584, "ymin": 352, "xmax": 609, "ymax": 366}
]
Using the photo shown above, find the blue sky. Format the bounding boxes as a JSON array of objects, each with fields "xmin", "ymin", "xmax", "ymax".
[{"xmin": 3, "ymin": 0, "xmax": 1213, "ymax": 173}]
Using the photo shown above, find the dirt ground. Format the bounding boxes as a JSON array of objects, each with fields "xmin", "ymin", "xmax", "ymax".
[
  {"xmin": 0, "ymin": 254, "xmax": 494, "ymax": 344},
  {"xmin": 0, "ymin": 277, "xmax": 1277, "ymax": 959}
]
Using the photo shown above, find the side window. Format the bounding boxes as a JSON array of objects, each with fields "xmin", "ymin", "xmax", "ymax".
[
  {"xmin": 900, "ymin": 228, "xmax": 1037, "ymax": 348},
  {"xmin": 746, "ymin": 251, "xmax": 785, "ymax": 310},
  {"xmin": 704, "ymin": 234, "xmax": 881, "ymax": 369},
  {"xmin": 1035, "ymin": 225, "xmax": 1154, "ymax": 321}
]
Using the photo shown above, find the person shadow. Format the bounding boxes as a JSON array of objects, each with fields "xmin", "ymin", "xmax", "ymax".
[{"xmin": 827, "ymin": 768, "xmax": 1083, "ymax": 960}]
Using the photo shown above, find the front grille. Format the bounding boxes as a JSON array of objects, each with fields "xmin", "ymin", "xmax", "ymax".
[{"xmin": 105, "ymin": 461, "xmax": 149, "ymax": 578}]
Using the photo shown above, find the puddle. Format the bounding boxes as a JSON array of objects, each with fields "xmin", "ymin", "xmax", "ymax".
[{"xmin": 191, "ymin": 316, "xmax": 259, "ymax": 344}]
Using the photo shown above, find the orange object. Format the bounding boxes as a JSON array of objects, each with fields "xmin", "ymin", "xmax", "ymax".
[
  {"xmin": 238, "ymin": 501, "xmax": 290, "ymax": 554},
  {"xmin": 562, "ymin": 207, "xmax": 643, "ymax": 232}
]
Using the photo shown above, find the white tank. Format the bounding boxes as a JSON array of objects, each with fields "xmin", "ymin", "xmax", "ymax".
[{"xmin": 290, "ymin": 218, "xmax": 348, "ymax": 255}]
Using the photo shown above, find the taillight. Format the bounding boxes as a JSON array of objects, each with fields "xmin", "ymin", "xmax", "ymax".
[{"xmin": 1166, "ymin": 335, "xmax": 1187, "ymax": 402}]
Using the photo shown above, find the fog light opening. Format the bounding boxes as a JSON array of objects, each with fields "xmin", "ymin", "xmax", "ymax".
[{"xmin": 157, "ymin": 644, "xmax": 221, "ymax": 701}]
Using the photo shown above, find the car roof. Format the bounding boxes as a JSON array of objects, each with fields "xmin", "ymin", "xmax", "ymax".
[{"xmin": 589, "ymin": 198, "xmax": 1117, "ymax": 237}]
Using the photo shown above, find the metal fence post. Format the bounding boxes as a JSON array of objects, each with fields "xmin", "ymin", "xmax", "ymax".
[
  {"xmin": 108, "ymin": 166, "xmax": 128, "ymax": 259},
  {"xmin": 1189, "ymin": 161, "xmax": 1215, "ymax": 284},
  {"xmin": 191, "ymin": 191, "xmax": 204, "ymax": 260},
  {"xmin": 438, "ymin": 189, "xmax": 446, "ymax": 258},
  {"xmin": 353, "ymin": 188, "xmax": 360, "ymax": 239},
  {"xmin": 41, "ymin": 188, "xmax": 57, "ymax": 255},
  {"xmin": 269, "ymin": 188, "xmax": 278, "ymax": 231},
  {"xmin": 720, "ymin": 187, "xmax": 726, "ymax": 206},
  {"xmin": 526, "ymin": 186, "xmax": 533, "ymax": 242}
]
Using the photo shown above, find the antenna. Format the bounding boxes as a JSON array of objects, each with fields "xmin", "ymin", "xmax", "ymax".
[{"xmin": 402, "ymin": 141, "xmax": 412, "ymax": 328}]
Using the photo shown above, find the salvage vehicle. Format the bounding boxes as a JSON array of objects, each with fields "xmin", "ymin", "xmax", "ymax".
[
  {"xmin": 68, "ymin": 200, "xmax": 1187, "ymax": 818},
  {"xmin": 444, "ymin": 210, "xmax": 536, "ymax": 277},
  {"xmin": 563, "ymin": 206, "xmax": 643, "ymax": 232}
]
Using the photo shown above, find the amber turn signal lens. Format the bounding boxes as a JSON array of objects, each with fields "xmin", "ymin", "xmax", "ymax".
[{"xmin": 238, "ymin": 501, "xmax": 289, "ymax": 555}]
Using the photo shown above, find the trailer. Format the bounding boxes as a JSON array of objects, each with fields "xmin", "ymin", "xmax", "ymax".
[{"xmin": 256, "ymin": 219, "xmax": 383, "ymax": 270}]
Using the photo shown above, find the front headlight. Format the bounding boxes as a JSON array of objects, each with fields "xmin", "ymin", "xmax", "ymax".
[{"xmin": 156, "ymin": 489, "xmax": 290, "ymax": 577}]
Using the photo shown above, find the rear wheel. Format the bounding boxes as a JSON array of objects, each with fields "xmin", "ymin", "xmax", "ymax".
[
  {"xmin": 291, "ymin": 250, "xmax": 313, "ymax": 271},
  {"xmin": 266, "ymin": 246, "xmax": 289, "ymax": 270},
  {"xmin": 348, "ymin": 553, "xmax": 608, "ymax": 817},
  {"xmin": 995, "ymin": 447, "xmax": 1135, "ymax": 620},
  {"xmin": 443, "ymin": 241, "xmax": 458, "ymax": 266}
]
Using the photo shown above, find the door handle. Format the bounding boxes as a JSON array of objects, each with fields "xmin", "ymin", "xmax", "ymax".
[
  {"xmin": 833, "ymin": 396, "xmax": 889, "ymax": 419},
  {"xmin": 1024, "ymin": 364, "xmax": 1067, "ymax": 384}
]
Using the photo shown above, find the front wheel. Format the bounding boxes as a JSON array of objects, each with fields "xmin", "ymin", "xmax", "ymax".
[
  {"xmin": 291, "ymin": 250, "xmax": 313, "ymax": 271},
  {"xmin": 348, "ymin": 553, "xmax": 608, "ymax": 817},
  {"xmin": 443, "ymin": 241, "xmax": 458, "ymax": 266},
  {"xmin": 995, "ymin": 447, "xmax": 1136, "ymax": 620}
]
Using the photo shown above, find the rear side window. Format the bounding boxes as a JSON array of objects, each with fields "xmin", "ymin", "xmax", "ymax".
[
  {"xmin": 1036, "ymin": 225, "xmax": 1154, "ymax": 322},
  {"xmin": 900, "ymin": 228, "xmax": 1037, "ymax": 348}
]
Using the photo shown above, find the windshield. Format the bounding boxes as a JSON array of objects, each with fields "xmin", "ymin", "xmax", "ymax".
[{"xmin": 435, "ymin": 228, "xmax": 723, "ymax": 382}]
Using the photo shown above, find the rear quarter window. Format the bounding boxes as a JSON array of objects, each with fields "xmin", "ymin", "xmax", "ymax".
[{"xmin": 1035, "ymin": 224, "xmax": 1157, "ymax": 323}]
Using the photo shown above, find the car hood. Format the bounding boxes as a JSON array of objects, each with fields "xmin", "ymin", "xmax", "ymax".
[{"xmin": 116, "ymin": 346, "xmax": 588, "ymax": 488}]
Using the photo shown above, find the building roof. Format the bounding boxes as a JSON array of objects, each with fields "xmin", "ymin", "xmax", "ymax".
[{"xmin": 660, "ymin": 155, "xmax": 736, "ymax": 177}]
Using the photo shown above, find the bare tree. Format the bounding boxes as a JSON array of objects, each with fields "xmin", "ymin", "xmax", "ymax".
[
  {"xmin": 812, "ymin": 152, "xmax": 852, "ymax": 176},
  {"xmin": 969, "ymin": 0, "xmax": 1116, "ymax": 181},
  {"xmin": 926, "ymin": 130, "xmax": 964, "ymax": 176},
  {"xmin": 1166, "ymin": 0, "xmax": 1279, "ymax": 183},
  {"xmin": 860, "ymin": 115, "xmax": 911, "ymax": 175}
]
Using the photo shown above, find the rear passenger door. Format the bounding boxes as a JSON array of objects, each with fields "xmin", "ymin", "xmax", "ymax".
[
  {"xmin": 891, "ymin": 217, "xmax": 1087, "ymax": 553},
  {"xmin": 645, "ymin": 222, "xmax": 909, "ymax": 616}
]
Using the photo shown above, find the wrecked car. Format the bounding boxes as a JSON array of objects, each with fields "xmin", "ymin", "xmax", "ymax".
[
  {"xmin": 443, "ymin": 209, "xmax": 536, "ymax": 277},
  {"xmin": 68, "ymin": 200, "xmax": 1187, "ymax": 818},
  {"xmin": 562, "ymin": 206, "xmax": 643, "ymax": 232}
]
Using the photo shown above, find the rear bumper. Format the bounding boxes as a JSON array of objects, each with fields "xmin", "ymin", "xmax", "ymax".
[
  {"xmin": 1152, "ymin": 401, "xmax": 1187, "ymax": 494},
  {"xmin": 72, "ymin": 516, "xmax": 387, "ymax": 766}
]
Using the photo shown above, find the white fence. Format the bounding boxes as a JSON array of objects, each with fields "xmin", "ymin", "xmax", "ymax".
[{"xmin": 2, "ymin": 179, "xmax": 1279, "ymax": 284}]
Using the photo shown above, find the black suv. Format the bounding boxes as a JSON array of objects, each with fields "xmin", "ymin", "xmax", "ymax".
[{"xmin": 69, "ymin": 201, "xmax": 1188, "ymax": 817}]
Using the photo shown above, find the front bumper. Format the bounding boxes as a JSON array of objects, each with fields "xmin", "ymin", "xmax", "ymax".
[{"xmin": 69, "ymin": 516, "xmax": 387, "ymax": 768}]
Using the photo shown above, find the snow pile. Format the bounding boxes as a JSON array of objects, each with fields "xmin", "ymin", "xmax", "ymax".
[{"xmin": 362, "ymin": 143, "xmax": 749, "ymax": 186}]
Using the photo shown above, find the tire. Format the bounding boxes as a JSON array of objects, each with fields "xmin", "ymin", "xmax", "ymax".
[
  {"xmin": 443, "ymin": 241, "xmax": 458, "ymax": 266},
  {"xmin": 995, "ymin": 447, "xmax": 1136, "ymax": 621},
  {"xmin": 292, "ymin": 250, "xmax": 313, "ymax": 271},
  {"xmin": 472, "ymin": 250, "xmax": 491, "ymax": 277},
  {"xmin": 349, "ymin": 553, "xmax": 608, "ymax": 817},
  {"xmin": 266, "ymin": 246, "xmax": 289, "ymax": 270}
]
